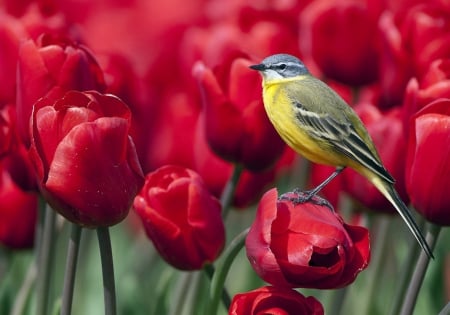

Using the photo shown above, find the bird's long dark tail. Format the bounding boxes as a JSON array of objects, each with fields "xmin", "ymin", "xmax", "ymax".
[{"xmin": 371, "ymin": 177, "xmax": 434, "ymax": 259}]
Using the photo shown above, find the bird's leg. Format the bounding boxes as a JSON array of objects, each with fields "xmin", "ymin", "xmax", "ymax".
[
  {"xmin": 302, "ymin": 166, "xmax": 345, "ymax": 200},
  {"xmin": 279, "ymin": 191, "xmax": 335, "ymax": 211},
  {"xmin": 285, "ymin": 167, "xmax": 346, "ymax": 209}
]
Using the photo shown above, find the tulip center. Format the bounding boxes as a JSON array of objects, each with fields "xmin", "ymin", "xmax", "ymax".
[{"xmin": 309, "ymin": 247, "xmax": 339, "ymax": 268}]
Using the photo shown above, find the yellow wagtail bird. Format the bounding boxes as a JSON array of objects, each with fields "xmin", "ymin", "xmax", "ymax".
[{"xmin": 250, "ymin": 53, "xmax": 433, "ymax": 258}]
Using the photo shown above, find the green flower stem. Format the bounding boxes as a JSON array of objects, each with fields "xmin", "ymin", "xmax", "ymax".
[
  {"xmin": 169, "ymin": 271, "xmax": 196, "ymax": 315},
  {"xmin": 438, "ymin": 302, "xmax": 450, "ymax": 315},
  {"xmin": 36, "ymin": 205, "xmax": 57, "ymax": 315},
  {"xmin": 220, "ymin": 164, "xmax": 244, "ymax": 218},
  {"xmin": 389, "ymin": 228, "xmax": 422, "ymax": 315},
  {"xmin": 10, "ymin": 256, "xmax": 37, "ymax": 315},
  {"xmin": 0, "ymin": 248, "xmax": 10, "ymax": 281},
  {"xmin": 363, "ymin": 215, "xmax": 390, "ymax": 315},
  {"xmin": 152, "ymin": 268, "xmax": 174, "ymax": 315},
  {"xmin": 206, "ymin": 228, "xmax": 249, "ymax": 315},
  {"xmin": 203, "ymin": 264, "xmax": 231, "ymax": 308},
  {"xmin": 399, "ymin": 223, "xmax": 441, "ymax": 315},
  {"xmin": 97, "ymin": 227, "xmax": 116, "ymax": 315},
  {"xmin": 60, "ymin": 224, "xmax": 82, "ymax": 315},
  {"xmin": 182, "ymin": 272, "xmax": 204, "ymax": 315},
  {"xmin": 327, "ymin": 288, "xmax": 347, "ymax": 315}
]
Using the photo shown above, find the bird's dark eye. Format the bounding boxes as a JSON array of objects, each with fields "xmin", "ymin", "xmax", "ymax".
[{"xmin": 278, "ymin": 63, "xmax": 287, "ymax": 70}]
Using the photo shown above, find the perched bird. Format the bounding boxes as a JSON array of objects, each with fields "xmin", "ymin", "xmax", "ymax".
[{"xmin": 250, "ymin": 53, "xmax": 433, "ymax": 258}]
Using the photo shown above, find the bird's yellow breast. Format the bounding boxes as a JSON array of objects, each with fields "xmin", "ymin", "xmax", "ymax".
[{"xmin": 261, "ymin": 77, "xmax": 347, "ymax": 166}]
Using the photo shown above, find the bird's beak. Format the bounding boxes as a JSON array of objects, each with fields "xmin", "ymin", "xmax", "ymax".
[{"xmin": 249, "ymin": 63, "xmax": 266, "ymax": 71}]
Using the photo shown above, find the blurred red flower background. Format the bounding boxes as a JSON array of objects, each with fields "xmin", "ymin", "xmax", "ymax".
[{"xmin": 0, "ymin": 0, "xmax": 449, "ymax": 314}]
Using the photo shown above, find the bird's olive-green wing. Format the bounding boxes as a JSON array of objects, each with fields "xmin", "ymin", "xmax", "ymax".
[{"xmin": 286, "ymin": 78, "xmax": 394, "ymax": 184}]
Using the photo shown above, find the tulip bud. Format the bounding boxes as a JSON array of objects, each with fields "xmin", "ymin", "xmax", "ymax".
[
  {"xmin": 193, "ymin": 56, "xmax": 285, "ymax": 172},
  {"xmin": 29, "ymin": 90, "xmax": 144, "ymax": 227},
  {"xmin": 246, "ymin": 188, "xmax": 370, "ymax": 289},
  {"xmin": 299, "ymin": 0, "xmax": 379, "ymax": 86},
  {"xmin": 133, "ymin": 165, "xmax": 225, "ymax": 270},
  {"xmin": 229, "ymin": 286, "xmax": 324, "ymax": 315}
]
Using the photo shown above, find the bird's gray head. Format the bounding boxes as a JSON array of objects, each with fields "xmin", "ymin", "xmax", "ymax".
[{"xmin": 249, "ymin": 54, "xmax": 309, "ymax": 80}]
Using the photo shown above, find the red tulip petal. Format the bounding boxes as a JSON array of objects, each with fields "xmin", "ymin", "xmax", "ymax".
[{"xmin": 45, "ymin": 118, "xmax": 140, "ymax": 226}]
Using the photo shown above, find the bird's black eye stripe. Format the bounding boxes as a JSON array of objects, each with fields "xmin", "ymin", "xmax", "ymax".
[{"xmin": 271, "ymin": 63, "xmax": 287, "ymax": 71}]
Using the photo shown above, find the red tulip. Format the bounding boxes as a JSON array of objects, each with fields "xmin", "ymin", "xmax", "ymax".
[
  {"xmin": 0, "ymin": 158, "xmax": 38, "ymax": 249},
  {"xmin": 378, "ymin": 3, "xmax": 450, "ymax": 108},
  {"xmin": 246, "ymin": 188, "xmax": 370, "ymax": 289},
  {"xmin": 377, "ymin": 11, "xmax": 414, "ymax": 108},
  {"xmin": 229, "ymin": 286, "xmax": 324, "ymax": 315},
  {"xmin": 406, "ymin": 99, "xmax": 450, "ymax": 225},
  {"xmin": 401, "ymin": 4, "xmax": 450, "ymax": 77},
  {"xmin": 16, "ymin": 34, "xmax": 105, "ymax": 145},
  {"xmin": 133, "ymin": 165, "xmax": 225, "ymax": 270},
  {"xmin": 29, "ymin": 89, "xmax": 144, "ymax": 227},
  {"xmin": 299, "ymin": 0, "xmax": 380, "ymax": 86},
  {"xmin": 194, "ymin": 56, "xmax": 285, "ymax": 171},
  {"xmin": 403, "ymin": 59, "xmax": 450, "ymax": 135}
]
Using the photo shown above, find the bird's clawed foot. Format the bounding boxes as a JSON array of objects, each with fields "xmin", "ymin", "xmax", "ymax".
[{"xmin": 279, "ymin": 189, "xmax": 334, "ymax": 211}]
